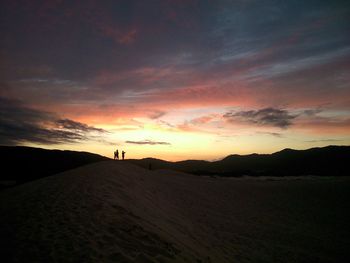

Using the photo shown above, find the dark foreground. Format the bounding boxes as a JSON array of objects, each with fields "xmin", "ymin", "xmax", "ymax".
[{"xmin": 0, "ymin": 161, "xmax": 349, "ymax": 262}]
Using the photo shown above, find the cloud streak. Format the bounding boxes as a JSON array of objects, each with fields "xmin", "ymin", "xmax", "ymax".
[
  {"xmin": 55, "ymin": 119, "xmax": 106, "ymax": 133},
  {"xmin": 125, "ymin": 140, "xmax": 171, "ymax": 146},
  {"xmin": 224, "ymin": 108, "xmax": 296, "ymax": 128}
]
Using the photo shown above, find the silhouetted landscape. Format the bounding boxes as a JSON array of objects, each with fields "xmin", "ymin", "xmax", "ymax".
[
  {"xmin": 1, "ymin": 150, "xmax": 350, "ymax": 262},
  {"xmin": 1, "ymin": 0, "xmax": 350, "ymax": 261},
  {"xmin": 1, "ymin": 145, "xmax": 350, "ymax": 261},
  {"xmin": 130, "ymin": 145, "xmax": 350, "ymax": 177},
  {"xmin": 1, "ymin": 145, "xmax": 349, "ymax": 191}
]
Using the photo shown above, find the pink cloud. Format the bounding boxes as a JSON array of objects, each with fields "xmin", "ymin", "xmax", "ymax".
[
  {"xmin": 190, "ymin": 114, "xmax": 219, "ymax": 125},
  {"xmin": 294, "ymin": 117, "xmax": 350, "ymax": 135},
  {"xmin": 135, "ymin": 81, "xmax": 258, "ymax": 110}
]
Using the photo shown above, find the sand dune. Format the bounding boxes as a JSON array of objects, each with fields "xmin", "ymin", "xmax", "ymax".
[{"xmin": 1, "ymin": 161, "xmax": 349, "ymax": 262}]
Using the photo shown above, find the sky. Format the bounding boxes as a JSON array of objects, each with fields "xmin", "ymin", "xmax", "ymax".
[{"xmin": 0, "ymin": 0, "xmax": 349, "ymax": 161}]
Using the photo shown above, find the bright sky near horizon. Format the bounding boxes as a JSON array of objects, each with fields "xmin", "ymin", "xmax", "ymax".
[{"xmin": 0, "ymin": 0, "xmax": 349, "ymax": 161}]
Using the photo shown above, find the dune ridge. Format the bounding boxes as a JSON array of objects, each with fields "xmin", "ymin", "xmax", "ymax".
[{"xmin": 1, "ymin": 161, "xmax": 349, "ymax": 262}]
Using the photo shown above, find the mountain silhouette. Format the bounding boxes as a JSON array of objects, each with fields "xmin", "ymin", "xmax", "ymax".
[
  {"xmin": 129, "ymin": 145, "xmax": 350, "ymax": 177},
  {"xmin": 1, "ymin": 145, "xmax": 349, "ymax": 190}
]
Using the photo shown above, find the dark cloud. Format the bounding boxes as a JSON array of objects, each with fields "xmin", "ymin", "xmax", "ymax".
[
  {"xmin": 147, "ymin": 110, "xmax": 166, "ymax": 120},
  {"xmin": 224, "ymin": 108, "xmax": 296, "ymax": 128},
  {"xmin": 158, "ymin": 120, "xmax": 176, "ymax": 128},
  {"xmin": 257, "ymin": 132, "xmax": 284, "ymax": 138},
  {"xmin": 0, "ymin": 97, "xmax": 107, "ymax": 145},
  {"xmin": 125, "ymin": 140, "xmax": 171, "ymax": 146},
  {"xmin": 302, "ymin": 109, "xmax": 323, "ymax": 116},
  {"xmin": 56, "ymin": 119, "xmax": 106, "ymax": 133}
]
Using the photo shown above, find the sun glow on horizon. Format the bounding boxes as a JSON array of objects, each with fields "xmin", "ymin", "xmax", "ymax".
[{"xmin": 20, "ymin": 117, "xmax": 350, "ymax": 162}]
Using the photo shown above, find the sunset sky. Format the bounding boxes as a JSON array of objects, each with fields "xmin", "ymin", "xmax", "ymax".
[{"xmin": 1, "ymin": 0, "xmax": 349, "ymax": 160}]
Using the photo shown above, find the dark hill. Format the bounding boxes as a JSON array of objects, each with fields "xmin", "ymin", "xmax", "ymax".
[
  {"xmin": 1, "ymin": 145, "xmax": 348, "ymax": 190},
  {"xmin": 0, "ymin": 146, "xmax": 109, "ymax": 189},
  {"xmin": 129, "ymin": 145, "xmax": 350, "ymax": 177}
]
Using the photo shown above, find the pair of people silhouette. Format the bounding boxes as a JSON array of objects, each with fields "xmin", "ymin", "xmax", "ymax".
[{"xmin": 114, "ymin": 149, "xmax": 125, "ymax": 160}]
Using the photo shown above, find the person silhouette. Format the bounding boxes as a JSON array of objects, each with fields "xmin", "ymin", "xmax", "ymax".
[
  {"xmin": 114, "ymin": 149, "xmax": 119, "ymax": 160},
  {"xmin": 122, "ymin": 150, "xmax": 126, "ymax": 160}
]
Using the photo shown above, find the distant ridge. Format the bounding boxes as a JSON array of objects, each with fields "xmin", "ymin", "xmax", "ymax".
[
  {"xmin": 0, "ymin": 146, "xmax": 109, "ymax": 189},
  {"xmin": 1, "ymin": 145, "xmax": 349, "ymax": 190},
  {"xmin": 129, "ymin": 145, "xmax": 350, "ymax": 177}
]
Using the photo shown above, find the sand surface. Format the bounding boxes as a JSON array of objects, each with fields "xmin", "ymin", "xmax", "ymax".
[{"xmin": 0, "ymin": 161, "xmax": 349, "ymax": 262}]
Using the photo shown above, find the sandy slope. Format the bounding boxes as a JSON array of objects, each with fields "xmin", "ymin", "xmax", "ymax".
[{"xmin": 0, "ymin": 161, "xmax": 349, "ymax": 262}]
